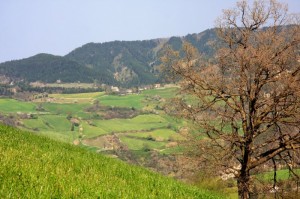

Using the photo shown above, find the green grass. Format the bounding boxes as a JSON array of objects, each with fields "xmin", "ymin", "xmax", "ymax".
[
  {"xmin": 142, "ymin": 87, "xmax": 178, "ymax": 98},
  {"xmin": 1, "ymin": 87, "xmax": 191, "ymax": 153},
  {"xmin": 81, "ymin": 121, "xmax": 108, "ymax": 138},
  {"xmin": 98, "ymin": 94, "xmax": 144, "ymax": 109},
  {"xmin": 129, "ymin": 129, "xmax": 184, "ymax": 141},
  {"xmin": 92, "ymin": 114, "xmax": 168, "ymax": 133},
  {"xmin": 50, "ymin": 92, "xmax": 104, "ymax": 99},
  {"xmin": 22, "ymin": 115, "xmax": 77, "ymax": 142},
  {"xmin": 0, "ymin": 88, "xmax": 189, "ymax": 153},
  {"xmin": 162, "ymin": 115, "xmax": 188, "ymax": 130},
  {"xmin": 0, "ymin": 99, "xmax": 37, "ymax": 113},
  {"xmin": 22, "ymin": 117, "xmax": 50, "ymax": 131},
  {"xmin": 23, "ymin": 115, "xmax": 71, "ymax": 132},
  {"xmin": 119, "ymin": 136, "xmax": 167, "ymax": 151},
  {"xmin": 42, "ymin": 83, "xmax": 96, "ymax": 88},
  {"xmin": 42, "ymin": 102, "xmax": 89, "ymax": 116},
  {"xmin": 97, "ymin": 88, "xmax": 178, "ymax": 111},
  {"xmin": 256, "ymin": 169, "xmax": 300, "ymax": 182},
  {"xmin": 160, "ymin": 146, "xmax": 185, "ymax": 155},
  {"xmin": 41, "ymin": 115, "xmax": 71, "ymax": 131},
  {"xmin": 48, "ymin": 92, "xmax": 104, "ymax": 104},
  {"xmin": 34, "ymin": 130, "xmax": 77, "ymax": 143},
  {"xmin": 0, "ymin": 125, "xmax": 223, "ymax": 198}
]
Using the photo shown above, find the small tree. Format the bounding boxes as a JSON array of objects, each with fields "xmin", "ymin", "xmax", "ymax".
[
  {"xmin": 93, "ymin": 99, "xmax": 100, "ymax": 108},
  {"xmin": 162, "ymin": 0, "xmax": 300, "ymax": 198}
]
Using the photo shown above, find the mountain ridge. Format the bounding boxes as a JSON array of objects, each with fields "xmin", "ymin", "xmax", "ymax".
[{"xmin": 0, "ymin": 28, "xmax": 218, "ymax": 87}]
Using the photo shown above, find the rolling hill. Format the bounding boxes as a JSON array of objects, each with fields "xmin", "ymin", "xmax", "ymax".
[
  {"xmin": 0, "ymin": 124, "xmax": 222, "ymax": 198},
  {"xmin": 0, "ymin": 29, "xmax": 219, "ymax": 87}
]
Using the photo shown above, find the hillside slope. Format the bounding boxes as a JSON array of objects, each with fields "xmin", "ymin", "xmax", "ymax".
[
  {"xmin": 0, "ymin": 125, "xmax": 222, "ymax": 198},
  {"xmin": 0, "ymin": 29, "xmax": 219, "ymax": 87},
  {"xmin": 65, "ymin": 40, "xmax": 161, "ymax": 87},
  {"xmin": 0, "ymin": 53, "xmax": 96, "ymax": 83}
]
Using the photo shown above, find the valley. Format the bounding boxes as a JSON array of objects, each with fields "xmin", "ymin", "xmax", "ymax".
[
  {"xmin": 2, "ymin": 85, "xmax": 298, "ymax": 198},
  {"xmin": 0, "ymin": 86, "xmax": 187, "ymax": 162}
]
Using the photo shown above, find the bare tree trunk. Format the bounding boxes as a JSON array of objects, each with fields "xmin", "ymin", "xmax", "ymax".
[{"xmin": 237, "ymin": 169, "xmax": 251, "ymax": 199}]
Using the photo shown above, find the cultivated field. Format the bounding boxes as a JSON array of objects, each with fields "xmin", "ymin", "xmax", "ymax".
[{"xmin": 0, "ymin": 87, "xmax": 185, "ymax": 156}]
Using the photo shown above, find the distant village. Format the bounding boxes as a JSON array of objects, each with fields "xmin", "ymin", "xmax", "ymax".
[
  {"xmin": 0, "ymin": 75, "xmax": 177, "ymax": 101},
  {"xmin": 28, "ymin": 80, "xmax": 165, "ymax": 94}
]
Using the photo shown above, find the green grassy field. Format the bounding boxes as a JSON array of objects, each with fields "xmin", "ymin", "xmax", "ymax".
[
  {"xmin": 0, "ymin": 125, "xmax": 223, "ymax": 198},
  {"xmin": 81, "ymin": 121, "xmax": 108, "ymax": 138},
  {"xmin": 98, "ymin": 94, "xmax": 145, "ymax": 109},
  {"xmin": 35, "ymin": 130, "xmax": 77, "ymax": 143},
  {"xmin": 92, "ymin": 114, "xmax": 168, "ymax": 133},
  {"xmin": 23, "ymin": 115, "xmax": 71, "ymax": 132},
  {"xmin": 119, "ymin": 135, "xmax": 167, "ymax": 151},
  {"xmin": 0, "ymin": 99, "xmax": 37, "ymax": 113},
  {"xmin": 142, "ymin": 87, "xmax": 178, "ymax": 99},
  {"xmin": 0, "ymin": 87, "xmax": 191, "ymax": 158},
  {"xmin": 42, "ymin": 82, "xmax": 96, "ymax": 88},
  {"xmin": 50, "ymin": 92, "xmax": 104, "ymax": 99},
  {"xmin": 48, "ymin": 92, "xmax": 104, "ymax": 104},
  {"xmin": 127, "ymin": 129, "xmax": 184, "ymax": 141},
  {"xmin": 256, "ymin": 169, "xmax": 300, "ymax": 182},
  {"xmin": 97, "ymin": 87, "xmax": 178, "ymax": 110},
  {"xmin": 42, "ymin": 103, "xmax": 89, "ymax": 116},
  {"xmin": 22, "ymin": 115, "xmax": 76, "ymax": 143}
]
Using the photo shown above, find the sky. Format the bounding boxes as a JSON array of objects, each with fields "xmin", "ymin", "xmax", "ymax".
[{"xmin": 0, "ymin": 0, "xmax": 299, "ymax": 63}]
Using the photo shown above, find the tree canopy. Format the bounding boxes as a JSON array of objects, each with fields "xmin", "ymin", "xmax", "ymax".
[{"xmin": 163, "ymin": 0, "xmax": 300, "ymax": 198}]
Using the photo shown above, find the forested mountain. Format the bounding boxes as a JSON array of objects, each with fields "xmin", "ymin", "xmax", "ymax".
[
  {"xmin": 0, "ymin": 54, "xmax": 96, "ymax": 83},
  {"xmin": 65, "ymin": 40, "xmax": 160, "ymax": 87},
  {"xmin": 0, "ymin": 28, "xmax": 219, "ymax": 87}
]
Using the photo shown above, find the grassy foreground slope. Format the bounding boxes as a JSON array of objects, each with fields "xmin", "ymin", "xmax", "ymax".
[{"xmin": 0, "ymin": 125, "xmax": 222, "ymax": 199}]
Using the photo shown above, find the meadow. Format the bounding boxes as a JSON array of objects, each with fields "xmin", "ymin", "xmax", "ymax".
[
  {"xmin": 0, "ymin": 99, "xmax": 37, "ymax": 113},
  {"xmin": 0, "ymin": 125, "xmax": 223, "ymax": 198},
  {"xmin": 0, "ymin": 87, "xmax": 184, "ymax": 156},
  {"xmin": 40, "ymin": 82, "xmax": 96, "ymax": 88},
  {"xmin": 98, "ymin": 94, "xmax": 145, "ymax": 109}
]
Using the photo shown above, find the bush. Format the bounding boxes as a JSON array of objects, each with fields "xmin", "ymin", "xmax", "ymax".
[
  {"xmin": 146, "ymin": 135, "xmax": 155, "ymax": 141},
  {"xmin": 30, "ymin": 114, "xmax": 38, "ymax": 119},
  {"xmin": 66, "ymin": 114, "xmax": 72, "ymax": 120},
  {"xmin": 142, "ymin": 144, "xmax": 151, "ymax": 152}
]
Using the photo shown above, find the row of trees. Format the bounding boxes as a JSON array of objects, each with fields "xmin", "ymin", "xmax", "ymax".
[{"xmin": 163, "ymin": 0, "xmax": 300, "ymax": 198}]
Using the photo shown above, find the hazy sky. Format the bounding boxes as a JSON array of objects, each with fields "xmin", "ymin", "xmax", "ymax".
[{"xmin": 1, "ymin": 0, "xmax": 299, "ymax": 63}]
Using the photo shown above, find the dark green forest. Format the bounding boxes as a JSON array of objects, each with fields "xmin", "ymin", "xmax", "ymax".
[{"xmin": 0, "ymin": 29, "xmax": 218, "ymax": 87}]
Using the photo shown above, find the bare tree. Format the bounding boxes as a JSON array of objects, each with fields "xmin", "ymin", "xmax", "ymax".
[{"xmin": 162, "ymin": 0, "xmax": 300, "ymax": 198}]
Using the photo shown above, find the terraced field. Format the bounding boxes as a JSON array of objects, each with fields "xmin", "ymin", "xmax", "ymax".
[
  {"xmin": 0, "ymin": 87, "xmax": 185, "ymax": 156},
  {"xmin": 0, "ymin": 99, "xmax": 37, "ymax": 113},
  {"xmin": 98, "ymin": 94, "xmax": 145, "ymax": 109}
]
